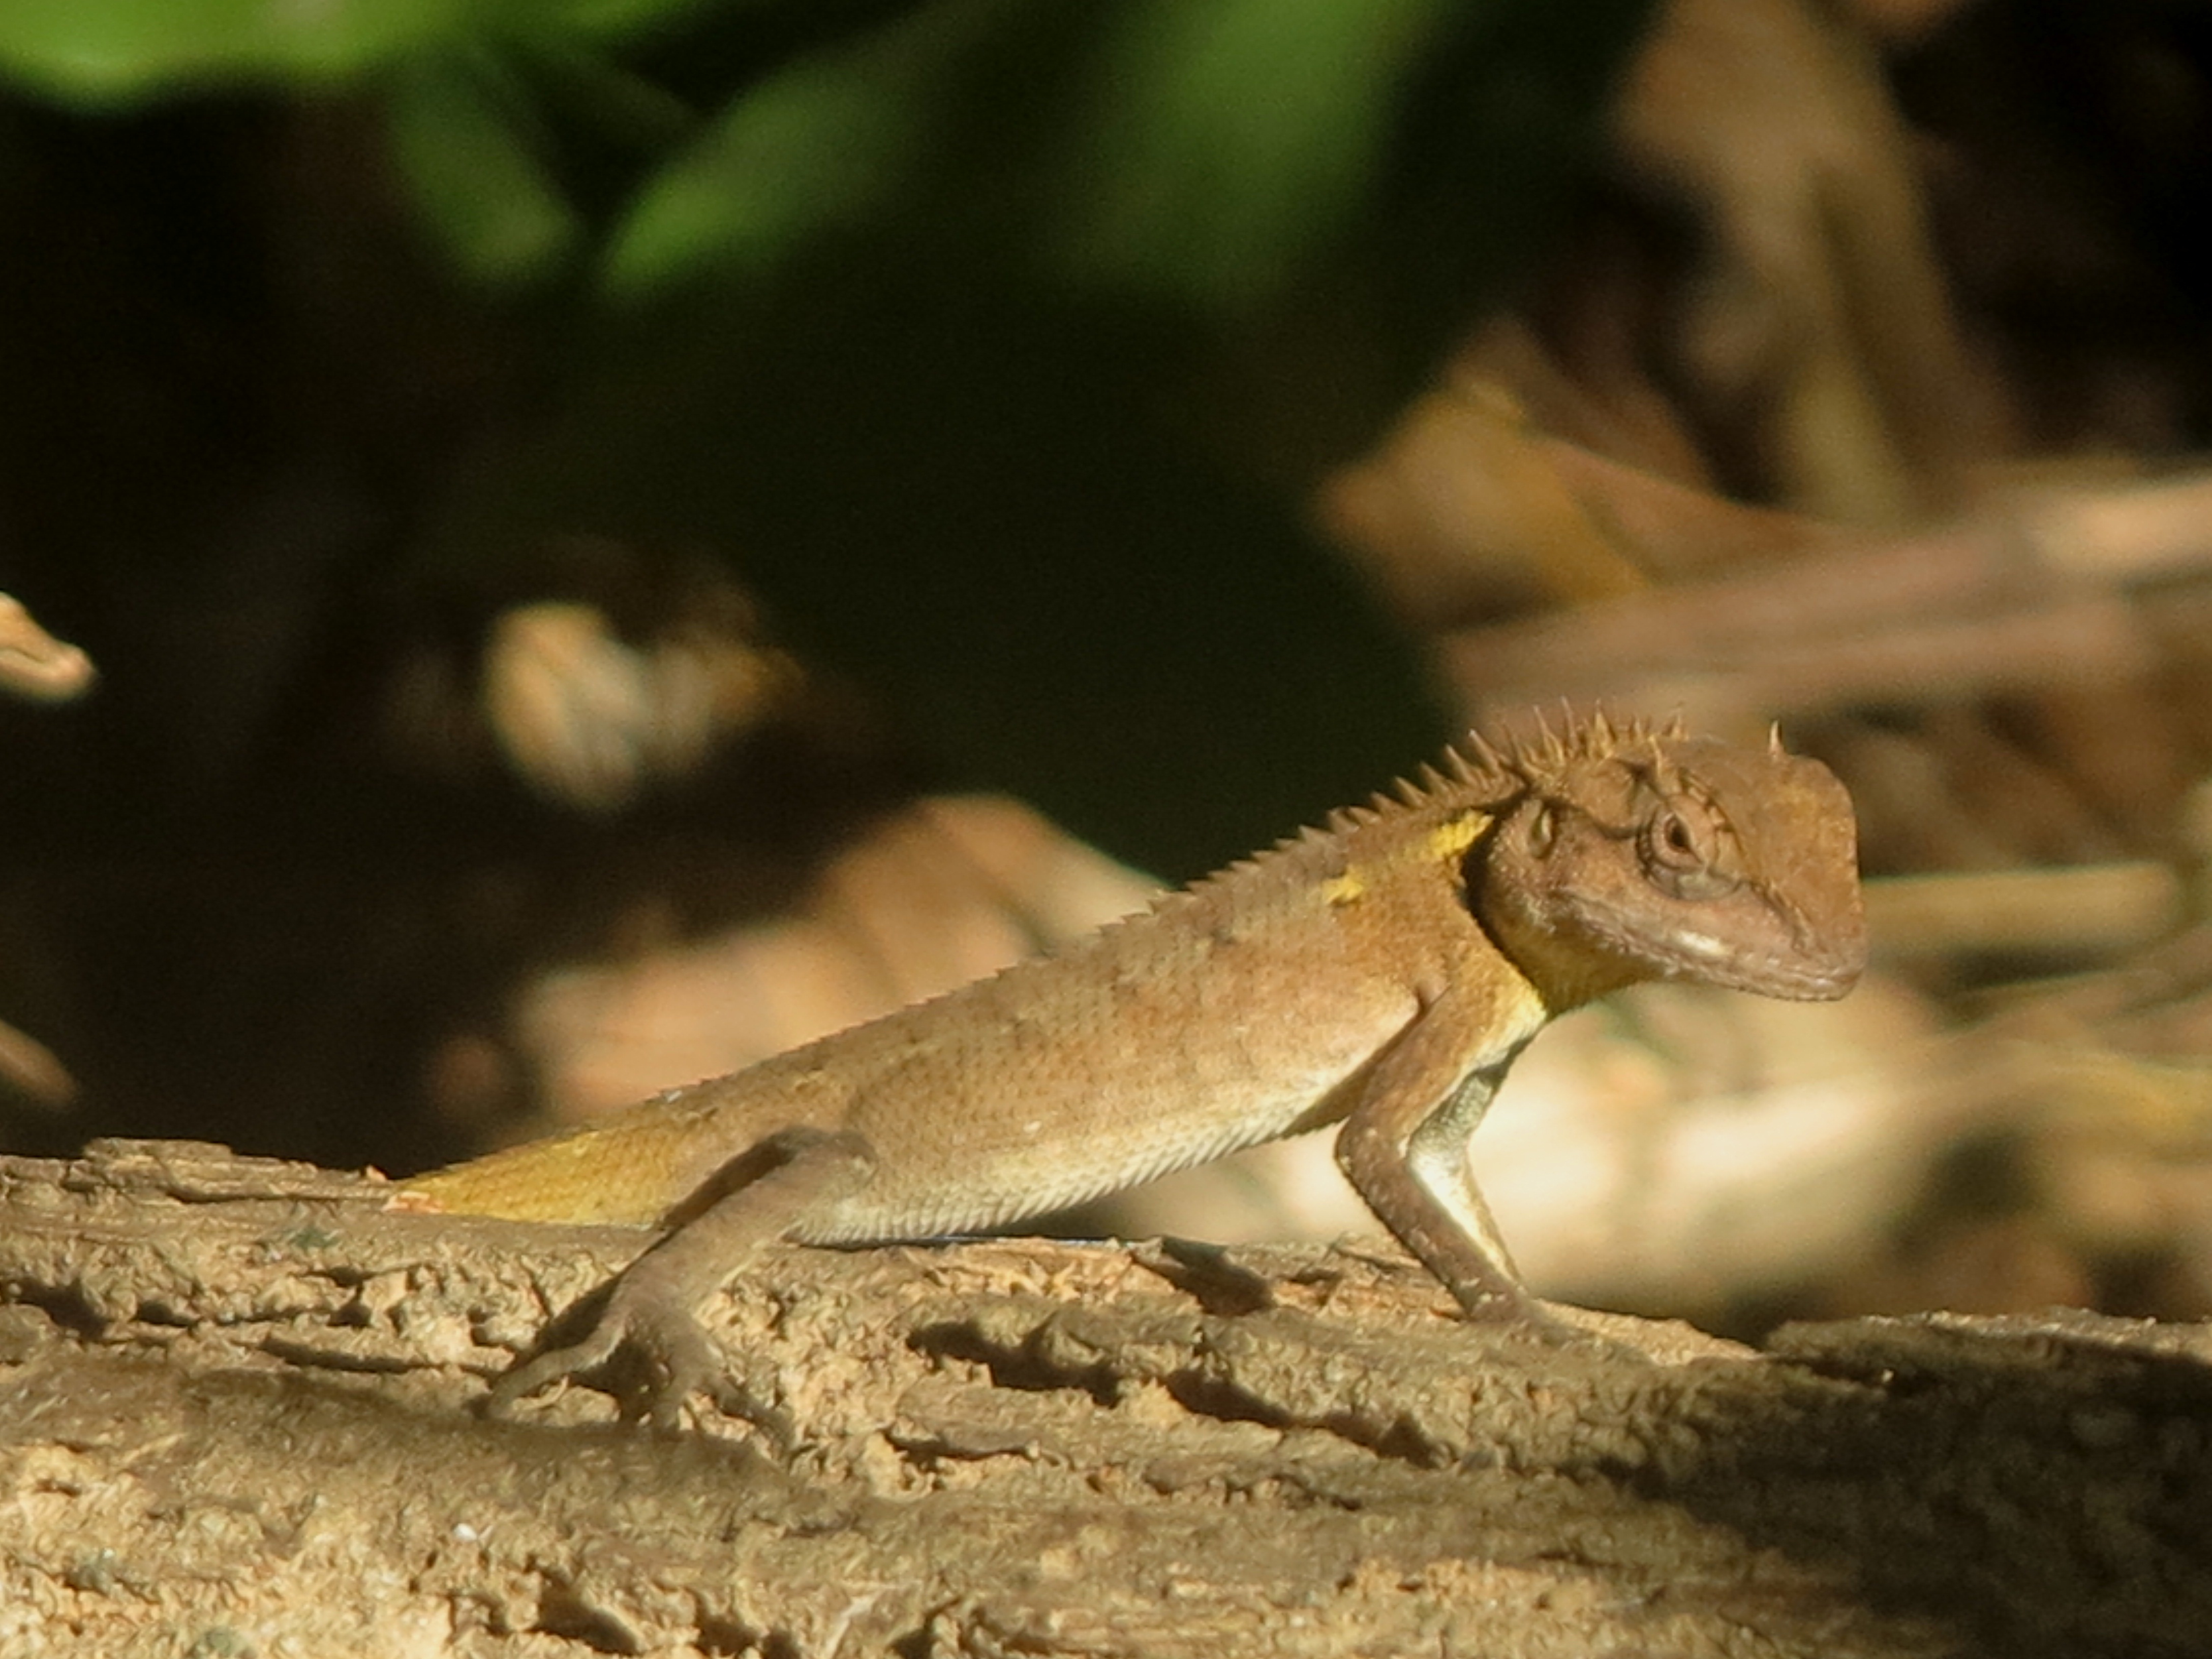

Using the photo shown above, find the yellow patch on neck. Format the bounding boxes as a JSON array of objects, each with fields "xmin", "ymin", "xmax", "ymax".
[
  {"xmin": 1425, "ymin": 810, "xmax": 1489, "ymax": 864},
  {"xmin": 1323, "ymin": 810, "xmax": 1489, "ymax": 911}
]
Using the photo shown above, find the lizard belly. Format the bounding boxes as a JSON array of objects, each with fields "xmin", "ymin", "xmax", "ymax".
[{"xmin": 792, "ymin": 1025, "xmax": 1398, "ymax": 1244}]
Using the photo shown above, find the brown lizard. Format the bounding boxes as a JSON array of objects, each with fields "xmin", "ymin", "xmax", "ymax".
[{"xmin": 403, "ymin": 710, "xmax": 1865, "ymax": 1424}]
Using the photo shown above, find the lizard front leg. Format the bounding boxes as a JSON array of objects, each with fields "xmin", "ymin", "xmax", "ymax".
[
  {"xmin": 1333, "ymin": 980, "xmax": 1562, "ymax": 1334},
  {"xmin": 487, "ymin": 1125, "xmax": 875, "ymax": 1431}
]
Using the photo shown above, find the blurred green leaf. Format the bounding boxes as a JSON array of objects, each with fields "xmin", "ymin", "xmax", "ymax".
[
  {"xmin": 0, "ymin": 0, "xmax": 456, "ymax": 102},
  {"xmin": 603, "ymin": 0, "xmax": 1494, "ymax": 313},
  {"xmin": 0, "ymin": 0, "xmax": 706, "ymax": 105},
  {"xmin": 602, "ymin": 0, "xmax": 1013, "ymax": 299},
  {"xmin": 1057, "ymin": 0, "xmax": 1454, "ymax": 311},
  {"xmin": 387, "ymin": 54, "xmax": 581, "ymax": 289}
]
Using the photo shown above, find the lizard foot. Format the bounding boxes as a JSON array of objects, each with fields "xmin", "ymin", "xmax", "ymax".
[
  {"xmin": 483, "ymin": 1279, "xmax": 791, "ymax": 1442},
  {"xmin": 480, "ymin": 1126, "xmax": 874, "ymax": 1440}
]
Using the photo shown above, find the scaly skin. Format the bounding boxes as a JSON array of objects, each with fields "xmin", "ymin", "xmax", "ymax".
[{"xmin": 403, "ymin": 710, "xmax": 1866, "ymax": 1424}]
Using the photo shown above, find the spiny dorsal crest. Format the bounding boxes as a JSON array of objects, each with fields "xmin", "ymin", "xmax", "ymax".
[
  {"xmin": 1458, "ymin": 706, "xmax": 1688, "ymax": 792},
  {"xmin": 1356, "ymin": 706, "xmax": 1691, "ymax": 820},
  {"xmin": 1514, "ymin": 705, "xmax": 1687, "ymax": 773}
]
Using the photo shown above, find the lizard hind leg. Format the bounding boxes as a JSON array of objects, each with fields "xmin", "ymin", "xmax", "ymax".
[{"xmin": 485, "ymin": 1125, "xmax": 877, "ymax": 1433}]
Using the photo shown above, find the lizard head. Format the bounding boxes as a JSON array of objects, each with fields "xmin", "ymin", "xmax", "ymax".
[{"xmin": 1467, "ymin": 714, "xmax": 1866, "ymax": 1010}]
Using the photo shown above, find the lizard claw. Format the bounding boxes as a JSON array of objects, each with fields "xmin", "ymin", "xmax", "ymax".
[
  {"xmin": 482, "ymin": 1317, "xmax": 629, "ymax": 1419},
  {"xmin": 483, "ymin": 1281, "xmax": 791, "ymax": 1445}
]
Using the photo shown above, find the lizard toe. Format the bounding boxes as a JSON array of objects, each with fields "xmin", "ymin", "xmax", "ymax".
[{"xmin": 481, "ymin": 1319, "xmax": 629, "ymax": 1418}]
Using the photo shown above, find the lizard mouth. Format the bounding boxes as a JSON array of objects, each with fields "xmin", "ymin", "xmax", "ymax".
[
  {"xmin": 1691, "ymin": 951, "xmax": 1862, "ymax": 1000},
  {"xmin": 1656, "ymin": 933, "xmax": 1863, "ymax": 1000},
  {"xmin": 1579, "ymin": 902, "xmax": 1865, "ymax": 1001}
]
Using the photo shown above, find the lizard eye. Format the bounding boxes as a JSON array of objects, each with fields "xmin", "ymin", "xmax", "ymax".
[
  {"xmin": 1646, "ymin": 810, "xmax": 1703, "ymax": 869},
  {"xmin": 1527, "ymin": 804, "xmax": 1556, "ymax": 855},
  {"xmin": 1641, "ymin": 804, "xmax": 1738, "ymax": 898}
]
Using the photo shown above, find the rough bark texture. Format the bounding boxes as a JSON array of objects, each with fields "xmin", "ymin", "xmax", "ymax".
[{"xmin": 1, "ymin": 1141, "xmax": 2207, "ymax": 1658}]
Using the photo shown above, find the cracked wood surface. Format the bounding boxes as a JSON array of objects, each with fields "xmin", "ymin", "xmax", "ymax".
[{"xmin": 1, "ymin": 1140, "xmax": 2208, "ymax": 1657}]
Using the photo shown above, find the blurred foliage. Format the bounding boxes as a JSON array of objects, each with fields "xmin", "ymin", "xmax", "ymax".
[{"xmin": 0, "ymin": 0, "xmax": 1652, "ymax": 875}]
